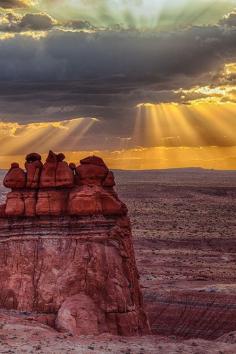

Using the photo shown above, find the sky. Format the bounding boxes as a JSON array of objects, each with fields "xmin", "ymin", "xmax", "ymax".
[{"xmin": 0, "ymin": 0, "xmax": 236, "ymax": 169}]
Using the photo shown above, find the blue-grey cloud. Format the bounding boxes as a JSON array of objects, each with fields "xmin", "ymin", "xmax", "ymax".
[
  {"xmin": 220, "ymin": 10, "xmax": 236, "ymax": 27},
  {"xmin": 0, "ymin": 24, "xmax": 235, "ymax": 149},
  {"xmin": 0, "ymin": 26, "xmax": 235, "ymax": 83},
  {"xmin": 0, "ymin": 12, "xmax": 55, "ymax": 32},
  {"xmin": 0, "ymin": 0, "xmax": 30, "ymax": 8}
]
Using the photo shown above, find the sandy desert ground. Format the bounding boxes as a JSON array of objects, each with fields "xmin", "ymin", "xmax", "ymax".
[
  {"xmin": 0, "ymin": 168, "xmax": 236, "ymax": 353},
  {"xmin": 115, "ymin": 169, "xmax": 236, "ymax": 339}
]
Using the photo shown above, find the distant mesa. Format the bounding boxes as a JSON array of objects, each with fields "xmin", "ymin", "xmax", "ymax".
[{"xmin": 0, "ymin": 151, "xmax": 150, "ymax": 336}]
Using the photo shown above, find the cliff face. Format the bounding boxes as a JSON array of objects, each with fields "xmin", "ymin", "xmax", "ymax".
[{"xmin": 0, "ymin": 151, "xmax": 149, "ymax": 336}]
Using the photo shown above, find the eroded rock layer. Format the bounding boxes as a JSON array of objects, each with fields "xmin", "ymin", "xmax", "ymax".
[{"xmin": 0, "ymin": 151, "xmax": 149, "ymax": 336}]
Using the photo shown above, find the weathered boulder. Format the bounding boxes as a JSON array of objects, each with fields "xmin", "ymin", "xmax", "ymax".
[
  {"xmin": 5, "ymin": 191, "xmax": 25, "ymax": 216},
  {"xmin": 70, "ymin": 163, "xmax": 81, "ymax": 186},
  {"xmin": 3, "ymin": 163, "xmax": 26, "ymax": 189},
  {"xmin": 40, "ymin": 151, "xmax": 58, "ymax": 188},
  {"xmin": 81, "ymin": 156, "xmax": 107, "ymax": 167},
  {"xmin": 0, "ymin": 204, "xmax": 6, "ymax": 217},
  {"xmin": 23, "ymin": 191, "xmax": 37, "ymax": 217},
  {"xmin": 103, "ymin": 171, "xmax": 116, "ymax": 188},
  {"xmin": 25, "ymin": 153, "xmax": 43, "ymax": 189},
  {"xmin": 101, "ymin": 191, "xmax": 127, "ymax": 216},
  {"xmin": 68, "ymin": 186, "xmax": 127, "ymax": 216},
  {"xmin": 56, "ymin": 294, "xmax": 102, "ymax": 336},
  {"xmin": 76, "ymin": 155, "xmax": 108, "ymax": 186},
  {"xmin": 36, "ymin": 190, "xmax": 68, "ymax": 216},
  {"xmin": 68, "ymin": 186, "xmax": 102, "ymax": 215},
  {"xmin": 40, "ymin": 151, "xmax": 74, "ymax": 188},
  {"xmin": 5, "ymin": 191, "xmax": 37, "ymax": 217},
  {"xmin": 26, "ymin": 153, "xmax": 42, "ymax": 163},
  {"xmin": 55, "ymin": 161, "xmax": 74, "ymax": 188}
]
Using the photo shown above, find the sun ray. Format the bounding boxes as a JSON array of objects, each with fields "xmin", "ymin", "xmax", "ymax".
[
  {"xmin": 0, "ymin": 117, "xmax": 97, "ymax": 157},
  {"xmin": 35, "ymin": 0, "xmax": 236, "ymax": 30}
]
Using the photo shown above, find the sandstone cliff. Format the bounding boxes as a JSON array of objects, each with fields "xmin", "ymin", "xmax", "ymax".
[{"xmin": 0, "ymin": 151, "xmax": 150, "ymax": 336}]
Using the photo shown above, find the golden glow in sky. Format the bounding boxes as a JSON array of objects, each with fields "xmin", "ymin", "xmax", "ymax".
[
  {"xmin": 0, "ymin": 4, "xmax": 236, "ymax": 170},
  {"xmin": 0, "ymin": 147, "xmax": 235, "ymax": 170},
  {"xmin": 0, "ymin": 97, "xmax": 235, "ymax": 170},
  {"xmin": 1, "ymin": 0, "xmax": 236, "ymax": 33},
  {"xmin": 36, "ymin": 0, "xmax": 236, "ymax": 30},
  {"xmin": 1, "ymin": 61, "xmax": 236, "ymax": 169},
  {"xmin": 0, "ymin": 117, "xmax": 97, "ymax": 157},
  {"xmin": 134, "ymin": 101, "xmax": 236, "ymax": 147}
]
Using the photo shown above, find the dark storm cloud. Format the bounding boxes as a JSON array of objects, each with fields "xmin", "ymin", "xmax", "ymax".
[
  {"xmin": 64, "ymin": 20, "xmax": 96, "ymax": 31},
  {"xmin": 20, "ymin": 13, "xmax": 54, "ymax": 30},
  {"xmin": 219, "ymin": 10, "xmax": 236, "ymax": 26},
  {"xmin": 0, "ymin": 12, "xmax": 55, "ymax": 32},
  {"xmin": 1, "ymin": 26, "xmax": 236, "ymax": 82},
  {"xmin": 0, "ymin": 0, "xmax": 29, "ymax": 8},
  {"xmin": 0, "ymin": 11, "xmax": 97, "ymax": 33},
  {"xmin": 0, "ymin": 24, "xmax": 236, "ymax": 145}
]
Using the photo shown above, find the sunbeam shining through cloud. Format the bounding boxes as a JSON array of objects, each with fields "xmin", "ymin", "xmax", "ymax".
[
  {"xmin": 37, "ymin": 0, "xmax": 236, "ymax": 30},
  {"xmin": 0, "ymin": 1, "xmax": 236, "ymax": 169},
  {"xmin": 0, "ymin": 117, "xmax": 97, "ymax": 156}
]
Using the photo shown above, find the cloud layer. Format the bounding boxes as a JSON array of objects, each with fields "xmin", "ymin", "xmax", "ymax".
[
  {"xmin": 220, "ymin": 10, "xmax": 236, "ymax": 26},
  {"xmin": 0, "ymin": 1, "xmax": 236, "ymax": 168},
  {"xmin": 0, "ymin": 25, "xmax": 235, "ymax": 115},
  {"xmin": 0, "ymin": 12, "xmax": 55, "ymax": 32},
  {"xmin": 0, "ymin": 26, "xmax": 236, "ymax": 80},
  {"xmin": 0, "ymin": 0, "xmax": 32, "ymax": 9}
]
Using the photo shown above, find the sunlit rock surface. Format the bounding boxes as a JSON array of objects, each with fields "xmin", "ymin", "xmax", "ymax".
[{"xmin": 0, "ymin": 152, "xmax": 150, "ymax": 337}]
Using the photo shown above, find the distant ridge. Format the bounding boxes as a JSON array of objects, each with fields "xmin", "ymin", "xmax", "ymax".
[
  {"xmin": 0, "ymin": 167, "xmax": 236, "ymax": 174},
  {"xmin": 113, "ymin": 168, "xmax": 236, "ymax": 173}
]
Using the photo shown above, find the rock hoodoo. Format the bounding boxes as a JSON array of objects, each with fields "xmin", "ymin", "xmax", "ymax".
[{"xmin": 0, "ymin": 151, "xmax": 150, "ymax": 336}]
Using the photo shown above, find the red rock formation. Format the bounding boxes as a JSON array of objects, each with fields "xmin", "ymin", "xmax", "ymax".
[
  {"xmin": 3, "ymin": 163, "xmax": 26, "ymax": 189},
  {"xmin": 40, "ymin": 151, "xmax": 74, "ymax": 188},
  {"xmin": 77, "ymin": 155, "xmax": 109, "ymax": 186},
  {"xmin": 36, "ymin": 190, "xmax": 68, "ymax": 216},
  {"xmin": 68, "ymin": 185, "xmax": 103, "ymax": 215},
  {"xmin": 0, "ymin": 151, "xmax": 150, "ymax": 337},
  {"xmin": 55, "ymin": 153, "xmax": 74, "ymax": 188},
  {"xmin": 103, "ymin": 171, "xmax": 116, "ymax": 188},
  {"xmin": 5, "ymin": 191, "xmax": 25, "ymax": 216},
  {"xmin": 23, "ymin": 191, "xmax": 37, "ymax": 217},
  {"xmin": 25, "ymin": 153, "xmax": 43, "ymax": 189},
  {"xmin": 0, "ymin": 204, "xmax": 6, "ymax": 217},
  {"xmin": 56, "ymin": 294, "xmax": 104, "ymax": 336}
]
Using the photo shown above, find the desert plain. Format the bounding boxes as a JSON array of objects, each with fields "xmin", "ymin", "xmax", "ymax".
[{"xmin": 0, "ymin": 168, "xmax": 236, "ymax": 353}]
